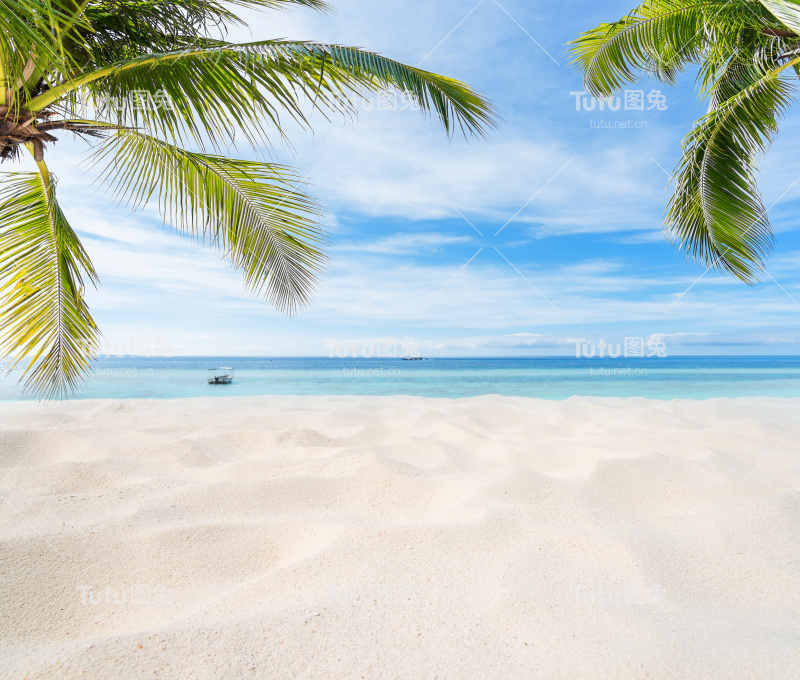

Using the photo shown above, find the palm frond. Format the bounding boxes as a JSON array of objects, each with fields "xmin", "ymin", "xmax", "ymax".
[
  {"xmin": 569, "ymin": 0, "xmax": 783, "ymax": 98},
  {"xmin": 75, "ymin": 0, "xmax": 331, "ymax": 64},
  {"xmin": 666, "ymin": 60, "xmax": 795, "ymax": 282},
  {"xmin": 760, "ymin": 0, "xmax": 800, "ymax": 33},
  {"xmin": 29, "ymin": 41, "xmax": 496, "ymax": 149},
  {"xmin": 90, "ymin": 129, "xmax": 327, "ymax": 313},
  {"xmin": 0, "ymin": 0, "xmax": 94, "ymax": 96},
  {"xmin": 0, "ymin": 171, "xmax": 100, "ymax": 399},
  {"xmin": 568, "ymin": 0, "xmax": 706, "ymax": 97},
  {"xmin": 232, "ymin": 0, "xmax": 332, "ymax": 11},
  {"xmin": 703, "ymin": 41, "xmax": 782, "ymax": 108}
]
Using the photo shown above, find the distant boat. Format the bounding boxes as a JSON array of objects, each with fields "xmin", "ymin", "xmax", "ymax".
[
  {"xmin": 402, "ymin": 356, "xmax": 423, "ymax": 361},
  {"xmin": 207, "ymin": 368, "xmax": 234, "ymax": 384}
]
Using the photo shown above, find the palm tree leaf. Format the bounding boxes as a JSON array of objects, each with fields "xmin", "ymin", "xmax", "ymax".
[
  {"xmin": 75, "ymin": 0, "xmax": 331, "ymax": 65},
  {"xmin": 0, "ymin": 171, "xmax": 100, "ymax": 399},
  {"xmin": 703, "ymin": 41, "xmax": 782, "ymax": 108},
  {"xmin": 29, "ymin": 41, "xmax": 497, "ymax": 149},
  {"xmin": 568, "ymin": 0, "xmax": 706, "ymax": 97},
  {"xmin": 232, "ymin": 0, "xmax": 331, "ymax": 10},
  {"xmin": 90, "ymin": 129, "xmax": 327, "ymax": 313},
  {"xmin": 569, "ymin": 0, "xmax": 780, "ymax": 98},
  {"xmin": 0, "ymin": 0, "xmax": 96, "ymax": 95},
  {"xmin": 760, "ymin": 0, "xmax": 800, "ymax": 33},
  {"xmin": 666, "ymin": 60, "xmax": 795, "ymax": 282}
]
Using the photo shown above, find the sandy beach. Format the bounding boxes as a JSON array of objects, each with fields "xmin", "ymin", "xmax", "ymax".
[{"xmin": 1, "ymin": 395, "xmax": 798, "ymax": 679}]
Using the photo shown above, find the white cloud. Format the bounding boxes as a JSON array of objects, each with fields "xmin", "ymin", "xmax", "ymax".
[{"xmin": 334, "ymin": 232, "xmax": 474, "ymax": 254}]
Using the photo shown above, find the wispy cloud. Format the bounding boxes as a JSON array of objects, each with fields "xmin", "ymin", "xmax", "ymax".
[{"xmin": 334, "ymin": 232, "xmax": 475, "ymax": 254}]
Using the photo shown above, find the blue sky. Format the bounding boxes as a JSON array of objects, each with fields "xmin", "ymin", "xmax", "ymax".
[{"xmin": 23, "ymin": 0, "xmax": 800, "ymax": 356}]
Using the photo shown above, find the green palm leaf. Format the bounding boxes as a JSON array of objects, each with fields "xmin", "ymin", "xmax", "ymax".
[
  {"xmin": 90, "ymin": 129, "xmax": 327, "ymax": 313},
  {"xmin": 75, "ymin": 0, "xmax": 332, "ymax": 65},
  {"xmin": 30, "ymin": 41, "xmax": 496, "ymax": 148},
  {"xmin": 760, "ymin": 0, "xmax": 800, "ymax": 33},
  {"xmin": 667, "ymin": 62, "xmax": 795, "ymax": 281},
  {"xmin": 0, "ymin": 0, "xmax": 92, "ymax": 96},
  {"xmin": 569, "ymin": 0, "xmax": 780, "ymax": 98},
  {"xmin": 573, "ymin": 1, "xmax": 800, "ymax": 283},
  {"xmin": 568, "ymin": 0, "xmax": 706, "ymax": 97},
  {"xmin": 0, "ymin": 171, "xmax": 101, "ymax": 399}
]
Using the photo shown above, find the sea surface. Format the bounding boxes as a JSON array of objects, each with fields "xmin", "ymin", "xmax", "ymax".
[{"xmin": 2, "ymin": 356, "xmax": 800, "ymax": 401}]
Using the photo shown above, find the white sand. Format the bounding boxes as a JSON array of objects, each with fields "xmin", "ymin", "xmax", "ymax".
[{"xmin": 0, "ymin": 395, "xmax": 798, "ymax": 679}]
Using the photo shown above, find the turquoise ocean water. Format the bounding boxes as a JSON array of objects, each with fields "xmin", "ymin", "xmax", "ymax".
[{"xmin": 2, "ymin": 356, "xmax": 800, "ymax": 401}]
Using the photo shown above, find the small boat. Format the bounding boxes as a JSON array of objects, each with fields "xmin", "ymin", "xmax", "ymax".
[
  {"xmin": 207, "ymin": 367, "xmax": 234, "ymax": 384},
  {"xmin": 402, "ymin": 356, "xmax": 424, "ymax": 361}
]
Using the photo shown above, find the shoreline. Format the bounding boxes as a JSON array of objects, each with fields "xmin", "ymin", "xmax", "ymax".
[{"xmin": 3, "ymin": 392, "xmax": 800, "ymax": 406}]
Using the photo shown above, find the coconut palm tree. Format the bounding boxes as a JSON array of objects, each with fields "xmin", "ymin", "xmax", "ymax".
[
  {"xmin": 0, "ymin": 0, "xmax": 496, "ymax": 398},
  {"xmin": 570, "ymin": 0, "xmax": 800, "ymax": 284}
]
